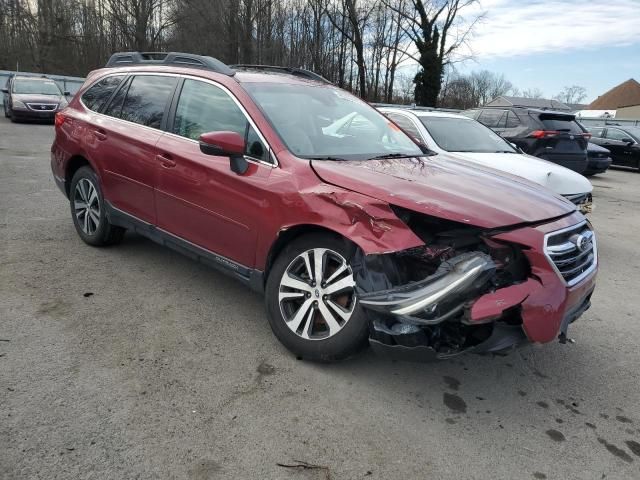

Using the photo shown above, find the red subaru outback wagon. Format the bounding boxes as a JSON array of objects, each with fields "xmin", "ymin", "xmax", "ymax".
[{"xmin": 51, "ymin": 52, "xmax": 597, "ymax": 361}]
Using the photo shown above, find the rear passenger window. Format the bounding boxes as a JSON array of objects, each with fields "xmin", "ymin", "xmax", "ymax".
[
  {"xmin": 477, "ymin": 109, "xmax": 506, "ymax": 128},
  {"xmin": 605, "ymin": 129, "xmax": 630, "ymax": 141},
  {"xmin": 386, "ymin": 113, "xmax": 423, "ymax": 142},
  {"xmin": 81, "ymin": 75, "xmax": 124, "ymax": 112},
  {"xmin": 505, "ymin": 111, "xmax": 520, "ymax": 128},
  {"xmin": 173, "ymin": 79, "xmax": 269, "ymax": 162},
  {"xmin": 119, "ymin": 75, "xmax": 177, "ymax": 129}
]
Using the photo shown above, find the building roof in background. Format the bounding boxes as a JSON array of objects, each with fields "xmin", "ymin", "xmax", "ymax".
[
  {"xmin": 588, "ymin": 79, "xmax": 640, "ymax": 109},
  {"xmin": 484, "ymin": 96, "xmax": 571, "ymax": 111},
  {"xmin": 566, "ymin": 103, "xmax": 588, "ymax": 111}
]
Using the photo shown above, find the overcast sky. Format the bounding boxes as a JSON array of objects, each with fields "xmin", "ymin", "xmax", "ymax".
[{"xmin": 404, "ymin": 0, "xmax": 640, "ymax": 103}]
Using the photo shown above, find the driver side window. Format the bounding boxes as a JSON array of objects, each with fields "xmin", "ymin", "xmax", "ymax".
[
  {"xmin": 605, "ymin": 129, "xmax": 629, "ymax": 141},
  {"xmin": 173, "ymin": 79, "xmax": 269, "ymax": 162}
]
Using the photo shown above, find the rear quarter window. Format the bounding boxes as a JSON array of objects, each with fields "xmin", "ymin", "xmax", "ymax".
[
  {"xmin": 477, "ymin": 109, "xmax": 506, "ymax": 128},
  {"xmin": 81, "ymin": 75, "xmax": 125, "ymax": 112},
  {"xmin": 505, "ymin": 111, "xmax": 520, "ymax": 128}
]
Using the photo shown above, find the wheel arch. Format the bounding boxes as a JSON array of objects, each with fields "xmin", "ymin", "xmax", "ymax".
[
  {"xmin": 263, "ymin": 224, "xmax": 357, "ymax": 281},
  {"xmin": 64, "ymin": 155, "xmax": 93, "ymax": 196}
]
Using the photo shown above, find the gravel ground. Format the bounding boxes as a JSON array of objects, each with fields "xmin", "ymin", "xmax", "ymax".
[{"xmin": 1, "ymin": 116, "xmax": 639, "ymax": 480}]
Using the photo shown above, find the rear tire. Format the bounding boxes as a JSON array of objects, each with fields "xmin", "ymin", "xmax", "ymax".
[
  {"xmin": 265, "ymin": 233, "xmax": 369, "ymax": 362},
  {"xmin": 69, "ymin": 166, "xmax": 125, "ymax": 246},
  {"xmin": 3, "ymin": 103, "xmax": 9, "ymax": 118}
]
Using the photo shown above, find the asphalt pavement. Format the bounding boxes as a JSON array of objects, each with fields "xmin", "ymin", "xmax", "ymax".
[{"xmin": 1, "ymin": 116, "xmax": 639, "ymax": 479}]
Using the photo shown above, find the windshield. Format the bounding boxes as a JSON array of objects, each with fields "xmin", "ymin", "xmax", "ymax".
[
  {"xmin": 13, "ymin": 79, "xmax": 61, "ymax": 95},
  {"xmin": 242, "ymin": 82, "xmax": 422, "ymax": 160},
  {"xmin": 419, "ymin": 116, "xmax": 517, "ymax": 153},
  {"xmin": 621, "ymin": 127, "xmax": 640, "ymax": 142}
]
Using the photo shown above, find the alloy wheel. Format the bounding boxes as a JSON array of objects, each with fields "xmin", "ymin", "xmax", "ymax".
[
  {"xmin": 278, "ymin": 248, "xmax": 357, "ymax": 340},
  {"xmin": 74, "ymin": 178, "xmax": 100, "ymax": 235}
]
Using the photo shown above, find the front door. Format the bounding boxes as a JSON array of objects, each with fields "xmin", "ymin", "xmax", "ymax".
[
  {"xmin": 154, "ymin": 78, "xmax": 274, "ymax": 267},
  {"xmin": 603, "ymin": 128, "xmax": 634, "ymax": 167}
]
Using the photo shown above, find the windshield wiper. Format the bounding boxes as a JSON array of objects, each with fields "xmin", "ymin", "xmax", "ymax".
[
  {"xmin": 307, "ymin": 156, "xmax": 348, "ymax": 161},
  {"xmin": 368, "ymin": 153, "xmax": 420, "ymax": 160}
]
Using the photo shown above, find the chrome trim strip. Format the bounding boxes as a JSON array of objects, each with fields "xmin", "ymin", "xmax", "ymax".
[
  {"xmin": 78, "ymin": 71, "xmax": 278, "ymax": 168},
  {"xmin": 543, "ymin": 220, "xmax": 597, "ymax": 287},
  {"xmin": 26, "ymin": 103, "xmax": 58, "ymax": 111}
]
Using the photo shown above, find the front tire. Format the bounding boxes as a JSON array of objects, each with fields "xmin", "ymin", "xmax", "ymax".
[
  {"xmin": 265, "ymin": 233, "xmax": 369, "ymax": 362},
  {"xmin": 69, "ymin": 166, "xmax": 125, "ymax": 246}
]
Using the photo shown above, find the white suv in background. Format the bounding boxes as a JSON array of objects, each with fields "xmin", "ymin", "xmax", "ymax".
[{"xmin": 379, "ymin": 107, "xmax": 594, "ymax": 213}]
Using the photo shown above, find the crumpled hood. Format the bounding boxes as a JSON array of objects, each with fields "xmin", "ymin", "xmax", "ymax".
[
  {"xmin": 451, "ymin": 151, "xmax": 593, "ymax": 196},
  {"xmin": 311, "ymin": 155, "xmax": 576, "ymax": 229}
]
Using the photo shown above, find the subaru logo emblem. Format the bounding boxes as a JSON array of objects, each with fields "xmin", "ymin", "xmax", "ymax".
[{"xmin": 574, "ymin": 234, "xmax": 588, "ymax": 251}]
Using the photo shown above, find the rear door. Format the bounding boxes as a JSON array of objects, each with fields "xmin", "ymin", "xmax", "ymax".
[
  {"xmin": 154, "ymin": 78, "xmax": 274, "ymax": 267},
  {"xmin": 96, "ymin": 74, "xmax": 178, "ymax": 223}
]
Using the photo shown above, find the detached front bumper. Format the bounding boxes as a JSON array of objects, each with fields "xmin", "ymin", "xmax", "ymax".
[
  {"xmin": 564, "ymin": 192, "xmax": 593, "ymax": 215},
  {"xmin": 359, "ymin": 212, "xmax": 598, "ymax": 361}
]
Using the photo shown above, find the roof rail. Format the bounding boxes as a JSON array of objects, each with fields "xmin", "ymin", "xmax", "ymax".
[
  {"xmin": 231, "ymin": 64, "xmax": 331, "ymax": 84},
  {"xmin": 372, "ymin": 103, "xmax": 462, "ymax": 113},
  {"xmin": 105, "ymin": 51, "xmax": 235, "ymax": 76}
]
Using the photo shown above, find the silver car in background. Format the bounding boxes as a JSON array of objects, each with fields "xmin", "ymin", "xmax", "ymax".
[{"xmin": 2, "ymin": 75, "xmax": 69, "ymax": 122}]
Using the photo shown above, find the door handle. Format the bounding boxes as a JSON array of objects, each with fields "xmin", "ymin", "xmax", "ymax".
[
  {"xmin": 156, "ymin": 153, "xmax": 176, "ymax": 168},
  {"xmin": 94, "ymin": 129, "xmax": 107, "ymax": 141}
]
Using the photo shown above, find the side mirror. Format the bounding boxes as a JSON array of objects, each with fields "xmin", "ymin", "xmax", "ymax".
[
  {"xmin": 199, "ymin": 131, "xmax": 249, "ymax": 175},
  {"xmin": 63, "ymin": 91, "xmax": 71, "ymax": 96},
  {"xmin": 620, "ymin": 137, "xmax": 633, "ymax": 144},
  {"xmin": 1, "ymin": 88, "xmax": 8, "ymax": 94}
]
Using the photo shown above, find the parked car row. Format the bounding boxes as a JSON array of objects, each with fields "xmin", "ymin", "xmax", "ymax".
[
  {"xmin": 461, "ymin": 106, "xmax": 592, "ymax": 173},
  {"xmin": 48, "ymin": 51, "xmax": 597, "ymax": 363},
  {"xmin": 378, "ymin": 107, "xmax": 593, "ymax": 213},
  {"xmin": 587, "ymin": 125, "xmax": 640, "ymax": 170},
  {"xmin": 461, "ymin": 104, "xmax": 639, "ymax": 173}
]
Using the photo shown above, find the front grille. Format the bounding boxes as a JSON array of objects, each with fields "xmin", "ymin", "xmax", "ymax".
[
  {"xmin": 26, "ymin": 103, "xmax": 58, "ymax": 111},
  {"xmin": 563, "ymin": 192, "xmax": 592, "ymax": 206},
  {"xmin": 544, "ymin": 221, "xmax": 597, "ymax": 286}
]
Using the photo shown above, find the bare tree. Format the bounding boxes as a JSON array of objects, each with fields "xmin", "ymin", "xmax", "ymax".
[
  {"xmin": 520, "ymin": 87, "xmax": 544, "ymax": 99},
  {"xmin": 438, "ymin": 69, "xmax": 514, "ymax": 109},
  {"xmin": 554, "ymin": 85, "xmax": 587, "ymax": 105}
]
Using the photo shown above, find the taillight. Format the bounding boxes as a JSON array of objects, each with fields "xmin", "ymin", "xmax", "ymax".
[
  {"xmin": 529, "ymin": 130, "xmax": 559, "ymax": 138},
  {"xmin": 54, "ymin": 112, "xmax": 67, "ymax": 128}
]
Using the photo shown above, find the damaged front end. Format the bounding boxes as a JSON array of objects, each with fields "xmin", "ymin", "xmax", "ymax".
[{"xmin": 354, "ymin": 206, "xmax": 534, "ymax": 360}]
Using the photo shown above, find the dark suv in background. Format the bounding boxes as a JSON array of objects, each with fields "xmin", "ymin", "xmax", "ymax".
[
  {"xmin": 586, "ymin": 125, "xmax": 640, "ymax": 170},
  {"xmin": 463, "ymin": 107, "xmax": 590, "ymax": 174}
]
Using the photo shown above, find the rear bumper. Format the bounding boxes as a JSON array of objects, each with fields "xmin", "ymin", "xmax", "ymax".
[
  {"xmin": 50, "ymin": 151, "xmax": 68, "ymax": 197},
  {"xmin": 585, "ymin": 157, "xmax": 611, "ymax": 174},
  {"xmin": 537, "ymin": 153, "xmax": 588, "ymax": 173}
]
